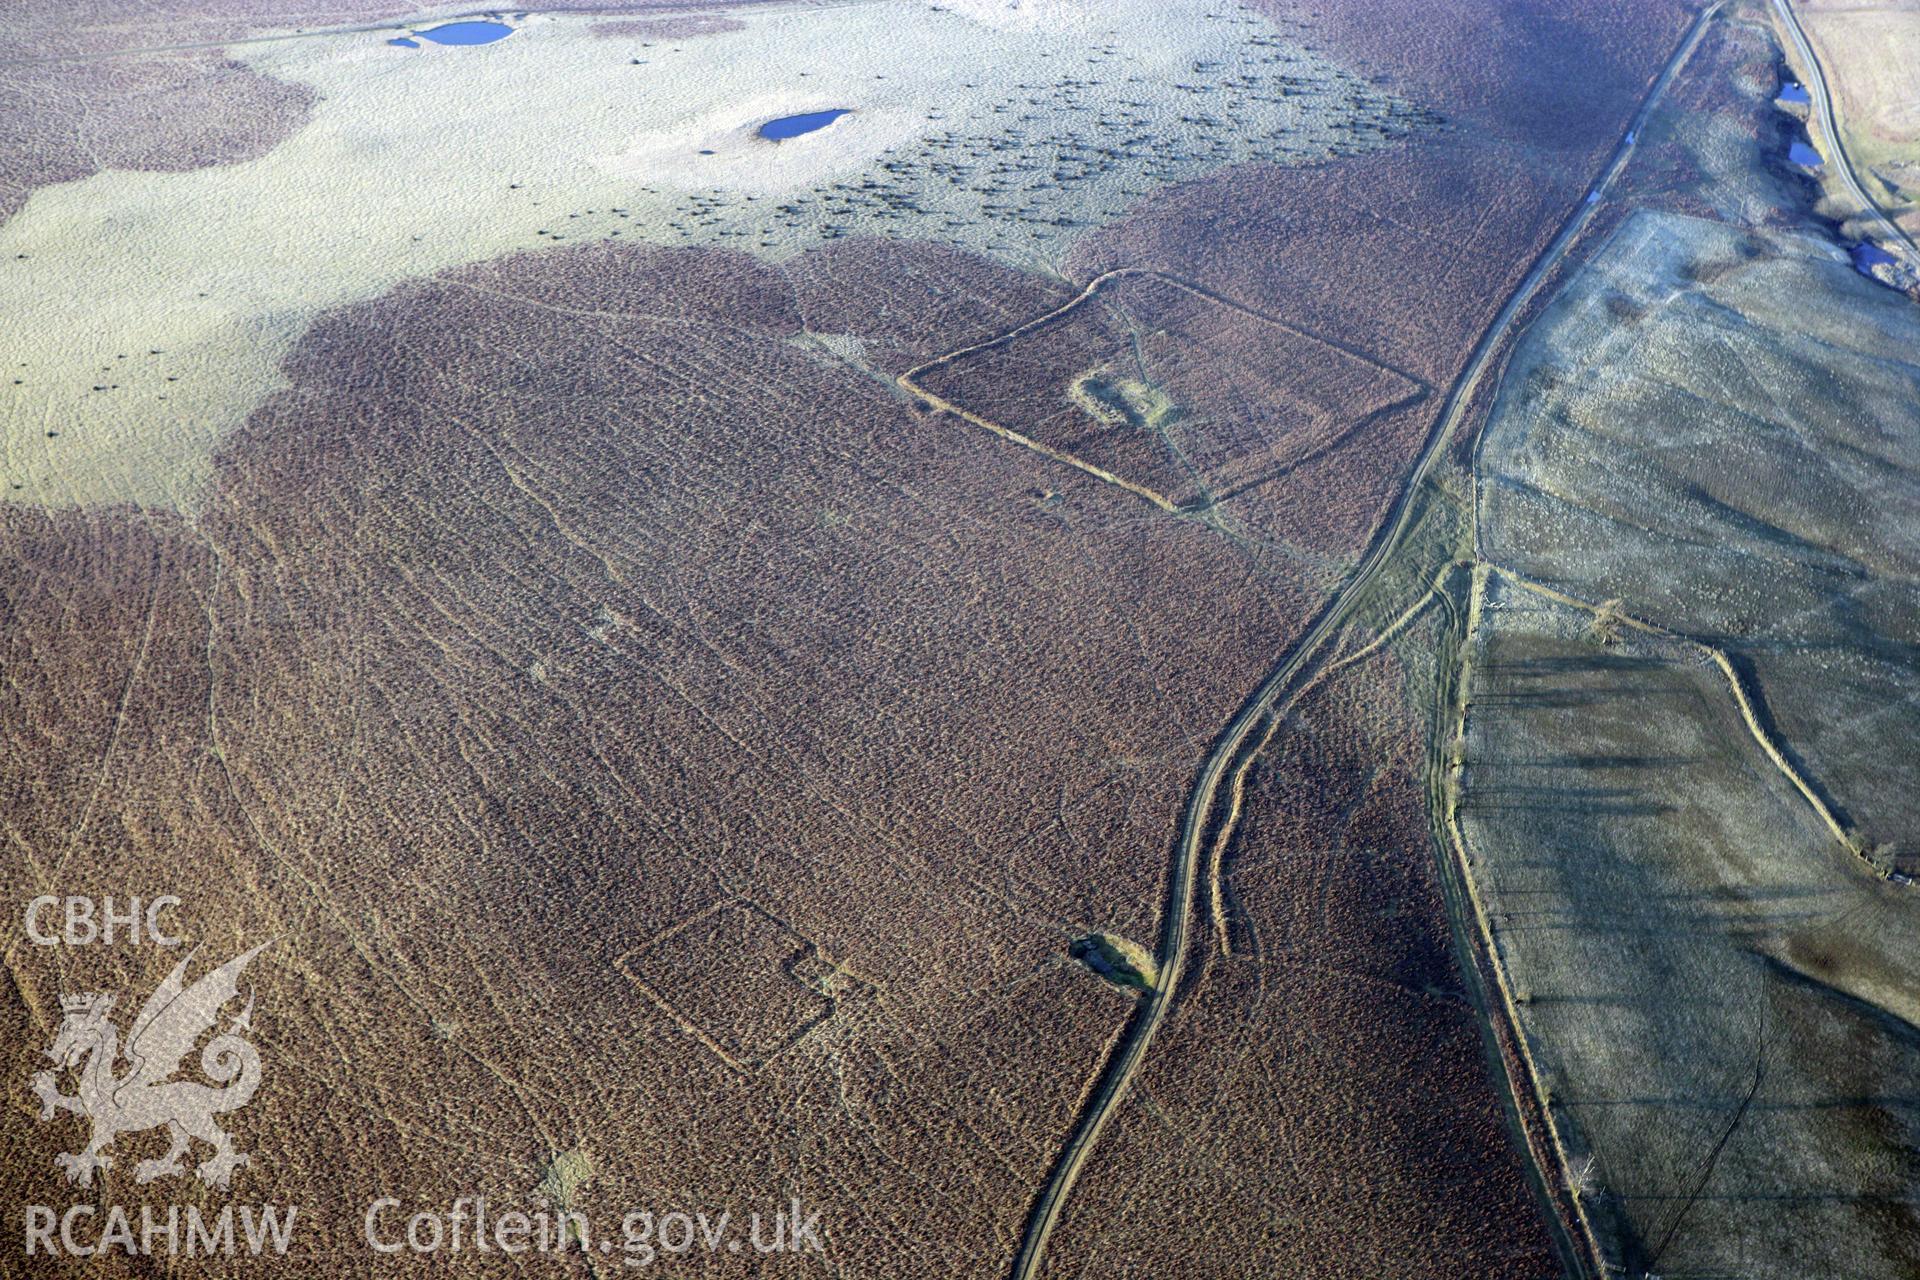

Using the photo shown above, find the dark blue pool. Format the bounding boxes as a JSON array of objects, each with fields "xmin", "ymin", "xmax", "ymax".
[
  {"xmin": 1853, "ymin": 242, "xmax": 1897, "ymax": 271},
  {"xmin": 417, "ymin": 20, "xmax": 514, "ymax": 45},
  {"xmin": 1778, "ymin": 82, "xmax": 1811, "ymax": 106},
  {"xmin": 759, "ymin": 109, "xmax": 851, "ymax": 141},
  {"xmin": 1789, "ymin": 140, "xmax": 1824, "ymax": 170}
]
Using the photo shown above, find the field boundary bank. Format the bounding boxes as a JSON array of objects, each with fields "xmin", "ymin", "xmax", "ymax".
[
  {"xmin": 1423, "ymin": 564, "xmax": 1599, "ymax": 1277},
  {"xmin": 896, "ymin": 267, "xmax": 1429, "ymax": 516}
]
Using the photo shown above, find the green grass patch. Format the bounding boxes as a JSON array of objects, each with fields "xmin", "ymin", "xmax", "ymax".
[{"xmin": 1070, "ymin": 933, "xmax": 1156, "ymax": 992}]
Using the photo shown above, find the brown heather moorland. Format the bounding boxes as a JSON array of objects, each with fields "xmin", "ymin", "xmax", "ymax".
[
  {"xmin": 3, "ymin": 235, "xmax": 1323, "ymax": 1275},
  {"xmin": 1, "ymin": 0, "xmax": 1721, "ymax": 1274}
]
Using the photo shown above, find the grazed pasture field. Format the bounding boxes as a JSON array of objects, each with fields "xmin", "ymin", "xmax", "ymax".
[{"xmin": 1457, "ymin": 21, "xmax": 1920, "ymax": 1271}]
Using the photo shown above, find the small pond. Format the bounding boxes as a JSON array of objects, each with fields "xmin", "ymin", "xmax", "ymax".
[
  {"xmin": 1853, "ymin": 242, "xmax": 1897, "ymax": 271},
  {"xmin": 1788, "ymin": 140, "xmax": 1823, "ymax": 169},
  {"xmin": 416, "ymin": 20, "xmax": 514, "ymax": 45},
  {"xmin": 759, "ymin": 109, "xmax": 852, "ymax": 141},
  {"xmin": 1778, "ymin": 82, "xmax": 1811, "ymax": 106}
]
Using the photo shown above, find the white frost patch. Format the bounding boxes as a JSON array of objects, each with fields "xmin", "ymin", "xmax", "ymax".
[
  {"xmin": 0, "ymin": 0, "xmax": 1413, "ymax": 509},
  {"xmin": 600, "ymin": 97, "xmax": 910, "ymax": 194},
  {"xmin": 941, "ymin": 0, "xmax": 1100, "ymax": 33}
]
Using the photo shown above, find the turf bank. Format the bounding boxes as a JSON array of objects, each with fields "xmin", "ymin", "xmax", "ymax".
[{"xmin": 25, "ymin": 1203, "xmax": 298, "ymax": 1259}]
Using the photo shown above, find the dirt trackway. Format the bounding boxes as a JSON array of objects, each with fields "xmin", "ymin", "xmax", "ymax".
[{"xmin": 1003, "ymin": 7, "xmax": 1723, "ymax": 1278}]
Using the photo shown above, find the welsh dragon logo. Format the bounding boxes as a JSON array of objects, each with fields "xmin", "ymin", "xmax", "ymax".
[{"xmin": 31, "ymin": 942, "xmax": 270, "ymax": 1189}]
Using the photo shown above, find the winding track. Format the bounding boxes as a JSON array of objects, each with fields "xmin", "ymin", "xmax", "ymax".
[
  {"xmin": 1004, "ymin": 8, "xmax": 1722, "ymax": 1277},
  {"xmin": 1771, "ymin": 0, "xmax": 1920, "ymax": 264}
]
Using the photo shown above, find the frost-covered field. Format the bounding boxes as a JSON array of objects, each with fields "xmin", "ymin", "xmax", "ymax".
[
  {"xmin": 0, "ymin": 0, "xmax": 1417, "ymax": 509},
  {"xmin": 1469, "ymin": 208, "xmax": 1920, "ymax": 1279}
]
